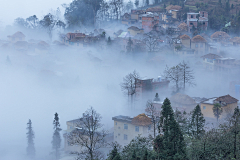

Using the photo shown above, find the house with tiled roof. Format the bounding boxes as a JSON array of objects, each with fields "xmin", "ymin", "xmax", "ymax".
[
  {"xmin": 211, "ymin": 31, "xmax": 230, "ymax": 43},
  {"xmin": 7, "ymin": 31, "xmax": 26, "ymax": 43},
  {"xmin": 112, "ymin": 113, "xmax": 153, "ymax": 146},
  {"xmin": 127, "ymin": 26, "xmax": 144, "ymax": 36},
  {"xmin": 179, "ymin": 34, "xmax": 190, "ymax": 48},
  {"xmin": 191, "ymin": 35, "xmax": 207, "ymax": 55},
  {"xmin": 200, "ymin": 95, "xmax": 239, "ymax": 119},
  {"xmin": 201, "ymin": 53, "xmax": 236, "ymax": 72}
]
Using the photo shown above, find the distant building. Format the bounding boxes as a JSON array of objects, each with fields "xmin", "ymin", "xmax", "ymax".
[
  {"xmin": 201, "ymin": 53, "xmax": 236, "ymax": 72},
  {"xmin": 112, "ymin": 114, "xmax": 152, "ymax": 146},
  {"xmin": 187, "ymin": 11, "xmax": 208, "ymax": 32},
  {"xmin": 210, "ymin": 31, "xmax": 230, "ymax": 43},
  {"xmin": 135, "ymin": 77, "xmax": 170, "ymax": 98},
  {"xmin": 127, "ymin": 26, "xmax": 144, "ymax": 36},
  {"xmin": 200, "ymin": 95, "xmax": 239, "ymax": 119},
  {"xmin": 191, "ymin": 35, "xmax": 207, "ymax": 55},
  {"xmin": 170, "ymin": 93, "xmax": 197, "ymax": 112},
  {"xmin": 7, "ymin": 31, "xmax": 26, "ymax": 43}
]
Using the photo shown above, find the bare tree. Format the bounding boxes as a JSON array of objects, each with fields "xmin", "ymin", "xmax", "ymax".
[
  {"xmin": 143, "ymin": 33, "xmax": 160, "ymax": 53},
  {"xmin": 179, "ymin": 61, "xmax": 196, "ymax": 90},
  {"xmin": 145, "ymin": 100, "xmax": 159, "ymax": 138},
  {"xmin": 67, "ymin": 107, "xmax": 107, "ymax": 160},
  {"xmin": 120, "ymin": 70, "xmax": 140, "ymax": 107},
  {"xmin": 164, "ymin": 65, "xmax": 183, "ymax": 93},
  {"xmin": 109, "ymin": 0, "xmax": 123, "ymax": 20}
]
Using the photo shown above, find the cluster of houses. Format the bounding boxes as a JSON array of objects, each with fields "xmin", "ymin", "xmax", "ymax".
[
  {"xmin": 0, "ymin": 31, "xmax": 53, "ymax": 54},
  {"xmin": 63, "ymin": 93, "xmax": 239, "ymax": 154}
]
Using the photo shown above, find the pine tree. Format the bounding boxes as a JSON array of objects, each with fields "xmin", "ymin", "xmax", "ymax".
[
  {"xmin": 131, "ymin": 149, "xmax": 136, "ymax": 160},
  {"xmin": 26, "ymin": 119, "xmax": 35, "ymax": 158},
  {"xmin": 229, "ymin": 106, "xmax": 240, "ymax": 159},
  {"xmin": 108, "ymin": 145, "xmax": 121, "ymax": 160},
  {"xmin": 107, "ymin": 36, "xmax": 112, "ymax": 45},
  {"xmin": 142, "ymin": 150, "xmax": 148, "ymax": 160},
  {"xmin": 153, "ymin": 93, "xmax": 160, "ymax": 101},
  {"xmin": 213, "ymin": 103, "xmax": 223, "ymax": 122},
  {"xmin": 157, "ymin": 98, "xmax": 187, "ymax": 159},
  {"xmin": 190, "ymin": 105, "xmax": 205, "ymax": 139},
  {"xmin": 52, "ymin": 113, "xmax": 62, "ymax": 160}
]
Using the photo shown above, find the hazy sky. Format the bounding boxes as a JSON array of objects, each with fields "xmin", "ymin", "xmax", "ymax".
[{"xmin": 0, "ymin": 0, "xmax": 70, "ymax": 26}]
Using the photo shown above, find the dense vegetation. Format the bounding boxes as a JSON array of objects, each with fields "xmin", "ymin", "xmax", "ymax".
[{"xmin": 107, "ymin": 99, "xmax": 240, "ymax": 160}]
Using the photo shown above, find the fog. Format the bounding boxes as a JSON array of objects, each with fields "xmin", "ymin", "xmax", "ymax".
[
  {"xmin": 1, "ymin": 0, "xmax": 240, "ymax": 159},
  {"xmin": 0, "ymin": 37, "xmax": 235, "ymax": 159},
  {"xmin": 0, "ymin": 0, "xmax": 69, "ymax": 26}
]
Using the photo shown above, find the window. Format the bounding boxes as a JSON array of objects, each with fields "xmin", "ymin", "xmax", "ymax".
[
  {"xmin": 118, "ymin": 133, "xmax": 120, "ymax": 136},
  {"xmin": 203, "ymin": 106, "xmax": 206, "ymax": 110},
  {"xmin": 190, "ymin": 22, "xmax": 193, "ymax": 25},
  {"xmin": 203, "ymin": 22, "xmax": 205, "ymax": 25},
  {"xmin": 115, "ymin": 122, "xmax": 117, "ymax": 125},
  {"xmin": 124, "ymin": 134, "xmax": 128, "ymax": 140},
  {"xmin": 135, "ymin": 126, "xmax": 139, "ymax": 132},
  {"xmin": 148, "ymin": 125, "xmax": 151, "ymax": 130},
  {"xmin": 191, "ymin": 15, "xmax": 193, "ymax": 18},
  {"xmin": 195, "ymin": 44, "xmax": 198, "ymax": 48},
  {"xmin": 124, "ymin": 124, "xmax": 128, "ymax": 130},
  {"xmin": 118, "ymin": 127, "xmax": 120, "ymax": 129}
]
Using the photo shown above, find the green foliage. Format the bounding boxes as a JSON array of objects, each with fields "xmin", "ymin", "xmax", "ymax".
[
  {"xmin": 213, "ymin": 103, "xmax": 223, "ymax": 121},
  {"xmin": 190, "ymin": 105, "xmax": 205, "ymax": 139},
  {"xmin": 121, "ymin": 135, "xmax": 153, "ymax": 160},
  {"xmin": 52, "ymin": 113, "xmax": 62, "ymax": 160},
  {"xmin": 64, "ymin": 0, "xmax": 102, "ymax": 28},
  {"xmin": 153, "ymin": 93, "xmax": 160, "ymax": 102},
  {"xmin": 156, "ymin": 98, "xmax": 187, "ymax": 159},
  {"xmin": 108, "ymin": 145, "xmax": 122, "ymax": 160},
  {"xmin": 26, "ymin": 119, "xmax": 35, "ymax": 158}
]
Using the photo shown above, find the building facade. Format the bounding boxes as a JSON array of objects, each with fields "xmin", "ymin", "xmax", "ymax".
[{"xmin": 112, "ymin": 114, "xmax": 153, "ymax": 146}]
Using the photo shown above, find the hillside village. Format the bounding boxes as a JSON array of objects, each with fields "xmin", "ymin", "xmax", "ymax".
[{"xmin": 2, "ymin": 0, "xmax": 240, "ymax": 159}]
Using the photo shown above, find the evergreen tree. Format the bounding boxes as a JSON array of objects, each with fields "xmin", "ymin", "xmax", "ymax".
[
  {"xmin": 153, "ymin": 93, "xmax": 160, "ymax": 102},
  {"xmin": 157, "ymin": 98, "xmax": 187, "ymax": 159},
  {"xmin": 26, "ymin": 119, "xmax": 35, "ymax": 158},
  {"xmin": 213, "ymin": 103, "xmax": 223, "ymax": 122},
  {"xmin": 190, "ymin": 105, "xmax": 205, "ymax": 139},
  {"xmin": 107, "ymin": 36, "xmax": 112, "ymax": 45},
  {"xmin": 229, "ymin": 106, "xmax": 240, "ymax": 159},
  {"xmin": 131, "ymin": 149, "xmax": 136, "ymax": 160},
  {"xmin": 142, "ymin": 150, "xmax": 148, "ymax": 160},
  {"xmin": 108, "ymin": 145, "xmax": 121, "ymax": 160},
  {"xmin": 52, "ymin": 113, "xmax": 62, "ymax": 160}
]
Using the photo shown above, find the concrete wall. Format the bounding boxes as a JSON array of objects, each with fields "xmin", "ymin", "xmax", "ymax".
[{"xmin": 200, "ymin": 102, "xmax": 238, "ymax": 119}]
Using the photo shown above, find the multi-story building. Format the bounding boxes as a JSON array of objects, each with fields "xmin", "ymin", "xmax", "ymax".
[
  {"xmin": 187, "ymin": 11, "xmax": 208, "ymax": 32},
  {"xmin": 200, "ymin": 95, "xmax": 239, "ymax": 119},
  {"xmin": 112, "ymin": 114, "xmax": 153, "ymax": 146}
]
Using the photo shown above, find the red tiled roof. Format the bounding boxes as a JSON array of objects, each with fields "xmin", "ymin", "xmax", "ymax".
[
  {"xmin": 132, "ymin": 113, "xmax": 152, "ymax": 126},
  {"xmin": 215, "ymin": 95, "xmax": 238, "ymax": 104},
  {"xmin": 192, "ymin": 35, "xmax": 206, "ymax": 43}
]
